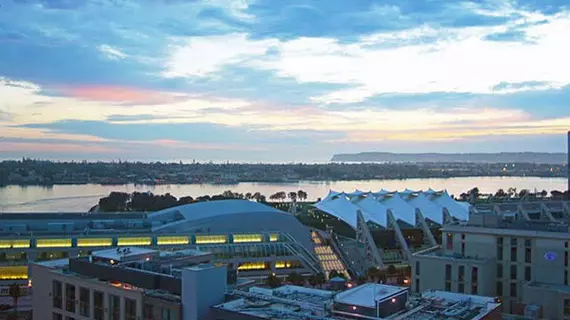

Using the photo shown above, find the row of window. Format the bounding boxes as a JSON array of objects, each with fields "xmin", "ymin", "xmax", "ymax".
[
  {"xmin": 52, "ymin": 280, "xmax": 137, "ymax": 320},
  {"xmin": 443, "ymin": 264, "xmax": 479, "ymax": 294},
  {"xmin": 497, "ymin": 239, "xmax": 532, "ymax": 263},
  {"xmin": 497, "ymin": 264, "xmax": 532, "ymax": 281},
  {"xmin": 0, "ymin": 233, "xmax": 282, "ymax": 249}
]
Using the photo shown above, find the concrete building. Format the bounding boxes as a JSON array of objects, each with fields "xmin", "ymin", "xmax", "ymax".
[
  {"xmin": 0, "ymin": 200, "xmax": 326, "ymax": 290},
  {"xmin": 411, "ymin": 205, "xmax": 570, "ymax": 319},
  {"xmin": 31, "ymin": 247, "xmax": 229, "ymax": 320},
  {"xmin": 212, "ymin": 284, "xmax": 500, "ymax": 320}
]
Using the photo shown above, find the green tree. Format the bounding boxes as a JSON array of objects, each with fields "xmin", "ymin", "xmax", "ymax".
[
  {"xmin": 288, "ymin": 192, "xmax": 298, "ymax": 202},
  {"xmin": 287, "ymin": 272, "xmax": 304, "ymax": 285},
  {"xmin": 265, "ymin": 274, "xmax": 282, "ymax": 288}
]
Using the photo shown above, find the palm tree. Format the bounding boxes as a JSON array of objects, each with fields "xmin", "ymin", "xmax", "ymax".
[{"xmin": 9, "ymin": 283, "xmax": 20, "ymax": 314}]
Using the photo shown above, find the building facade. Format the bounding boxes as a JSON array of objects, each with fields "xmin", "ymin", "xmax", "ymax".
[
  {"xmin": 31, "ymin": 247, "xmax": 226, "ymax": 320},
  {"xmin": 0, "ymin": 200, "xmax": 323, "ymax": 289},
  {"xmin": 412, "ymin": 212, "xmax": 570, "ymax": 319}
]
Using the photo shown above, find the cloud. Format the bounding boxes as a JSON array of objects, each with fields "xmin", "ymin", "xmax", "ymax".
[
  {"xmin": 97, "ymin": 44, "xmax": 128, "ymax": 60},
  {"xmin": 3, "ymin": 0, "xmax": 570, "ymax": 161},
  {"xmin": 163, "ymin": 33, "xmax": 278, "ymax": 77},
  {"xmin": 256, "ymin": 10, "xmax": 570, "ymax": 103}
]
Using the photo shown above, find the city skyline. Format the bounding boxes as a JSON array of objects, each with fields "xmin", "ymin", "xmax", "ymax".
[{"xmin": 1, "ymin": 0, "xmax": 570, "ymax": 162}]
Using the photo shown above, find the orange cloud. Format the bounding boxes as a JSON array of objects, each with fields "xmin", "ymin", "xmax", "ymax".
[{"xmin": 60, "ymin": 86, "xmax": 182, "ymax": 104}]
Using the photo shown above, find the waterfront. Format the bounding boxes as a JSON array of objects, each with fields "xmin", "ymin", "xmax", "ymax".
[{"xmin": 0, "ymin": 176, "xmax": 566, "ymax": 212}]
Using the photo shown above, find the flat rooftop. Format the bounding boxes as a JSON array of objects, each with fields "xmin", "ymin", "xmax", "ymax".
[
  {"xmin": 92, "ymin": 247, "xmax": 158, "ymax": 262},
  {"xmin": 216, "ymin": 286, "xmax": 335, "ymax": 320},
  {"xmin": 334, "ymin": 283, "xmax": 408, "ymax": 308},
  {"xmin": 526, "ymin": 282, "xmax": 570, "ymax": 294},
  {"xmin": 393, "ymin": 291, "xmax": 500, "ymax": 320}
]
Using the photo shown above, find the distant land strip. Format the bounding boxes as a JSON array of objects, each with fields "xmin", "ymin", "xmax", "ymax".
[{"xmin": 331, "ymin": 152, "xmax": 568, "ymax": 164}]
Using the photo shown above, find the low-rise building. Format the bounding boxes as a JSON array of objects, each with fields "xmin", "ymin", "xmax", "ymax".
[
  {"xmin": 31, "ymin": 247, "xmax": 230, "ymax": 320},
  {"xmin": 212, "ymin": 283, "xmax": 500, "ymax": 320}
]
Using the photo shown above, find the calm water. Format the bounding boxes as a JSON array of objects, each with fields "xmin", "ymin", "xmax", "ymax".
[{"xmin": 0, "ymin": 176, "xmax": 566, "ymax": 212}]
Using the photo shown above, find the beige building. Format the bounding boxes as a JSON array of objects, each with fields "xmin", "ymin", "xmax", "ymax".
[
  {"xmin": 412, "ymin": 213, "xmax": 570, "ymax": 319},
  {"xmin": 31, "ymin": 247, "xmax": 226, "ymax": 320}
]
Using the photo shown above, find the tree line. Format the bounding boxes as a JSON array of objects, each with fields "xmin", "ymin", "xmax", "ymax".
[
  {"xmin": 96, "ymin": 189, "xmax": 309, "ymax": 212},
  {"xmin": 458, "ymin": 187, "xmax": 569, "ymax": 204}
]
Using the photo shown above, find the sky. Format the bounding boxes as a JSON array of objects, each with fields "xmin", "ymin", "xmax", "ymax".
[{"xmin": 0, "ymin": 0, "xmax": 569, "ymax": 163}]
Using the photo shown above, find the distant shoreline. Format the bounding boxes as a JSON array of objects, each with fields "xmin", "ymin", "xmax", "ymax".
[{"xmin": 1, "ymin": 173, "xmax": 567, "ymax": 188}]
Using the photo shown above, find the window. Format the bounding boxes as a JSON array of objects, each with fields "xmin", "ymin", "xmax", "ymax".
[
  {"xmin": 566, "ymin": 252, "xmax": 568, "ymax": 267},
  {"xmin": 510, "ymin": 238, "xmax": 517, "ymax": 246},
  {"xmin": 162, "ymin": 307, "xmax": 172, "ymax": 320},
  {"xmin": 497, "ymin": 245, "xmax": 503, "ymax": 261},
  {"xmin": 446, "ymin": 233, "xmax": 453, "ymax": 250},
  {"xmin": 445, "ymin": 264, "xmax": 452, "ymax": 281},
  {"xmin": 52, "ymin": 313, "xmax": 62, "ymax": 320},
  {"xmin": 125, "ymin": 298, "xmax": 137, "ymax": 320},
  {"xmin": 471, "ymin": 283, "xmax": 478, "ymax": 295},
  {"xmin": 445, "ymin": 281, "xmax": 451, "ymax": 291},
  {"xmin": 109, "ymin": 294, "xmax": 120, "ymax": 320},
  {"xmin": 52, "ymin": 280, "xmax": 62, "ymax": 309},
  {"xmin": 524, "ymin": 239, "xmax": 531, "ymax": 247},
  {"xmin": 461, "ymin": 243, "xmax": 465, "ymax": 256},
  {"xmin": 458, "ymin": 283, "xmax": 465, "ymax": 293},
  {"xmin": 458, "ymin": 265, "xmax": 465, "ymax": 281},
  {"xmin": 566, "ymin": 241, "xmax": 568, "ymax": 249},
  {"xmin": 415, "ymin": 261, "xmax": 420, "ymax": 275},
  {"xmin": 415, "ymin": 279, "xmax": 420, "ymax": 293},
  {"xmin": 510, "ymin": 283, "xmax": 517, "ymax": 298},
  {"xmin": 79, "ymin": 287, "xmax": 90, "ymax": 317},
  {"xmin": 496, "ymin": 281, "xmax": 503, "ymax": 296},
  {"xmin": 510, "ymin": 265, "xmax": 517, "ymax": 280},
  {"xmin": 566, "ymin": 271, "xmax": 568, "ymax": 286},
  {"xmin": 497, "ymin": 237, "xmax": 503, "ymax": 245},
  {"xmin": 65, "ymin": 283, "xmax": 76, "ymax": 313},
  {"xmin": 564, "ymin": 299, "xmax": 570, "ymax": 317},
  {"xmin": 461, "ymin": 234, "xmax": 465, "ymax": 240},
  {"xmin": 471, "ymin": 267, "xmax": 478, "ymax": 282},
  {"xmin": 510, "ymin": 247, "xmax": 517, "ymax": 262},
  {"xmin": 525, "ymin": 266, "xmax": 531, "ymax": 281},
  {"xmin": 93, "ymin": 291, "xmax": 104, "ymax": 320},
  {"xmin": 144, "ymin": 303, "xmax": 154, "ymax": 320},
  {"xmin": 525, "ymin": 248, "xmax": 532, "ymax": 263},
  {"xmin": 497, "ymin": 264, "xmax": 503, "ymax": 278}
]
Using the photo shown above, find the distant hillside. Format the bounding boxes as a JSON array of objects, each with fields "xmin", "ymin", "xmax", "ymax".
[{"xmin": 331, "ymin": 152, "xmax": 567, "ymax": 164}]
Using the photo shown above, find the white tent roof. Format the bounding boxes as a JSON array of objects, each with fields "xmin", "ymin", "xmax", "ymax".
[
  {"xmin": 350, "ymin": 195, "xmax": 390, "ymax": 227},
  {"xmin": 430, "ymin": 191, "xmax": 470, "ymax": 220},
  {"xmin": 315, "ymin": 189, "xmax": 470, "ymax": 229},
  {"xmin": 314, "ymin": 192, "xmax": 365, "ymax": 228},
  {"xmin": 376, "ymin": 193, "xmax": 416, "ymax": 226},
  {"xmin": 405, "ymin": 193, "xmax": 445, "ymax": 224}
]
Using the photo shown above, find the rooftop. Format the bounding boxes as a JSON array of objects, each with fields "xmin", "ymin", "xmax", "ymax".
[
  {"xmin": 217, "ymin": 286, "xmax": 334, "ymax": 320},
  {"xmin": 526, "ymin": 282, "xmax": 570, "ymax": 294},
  {"xmin": 393, "ymin": 291, "xmax": 500, "ymax": 320},
  {"xmin": 334, "ymin": 283, "xmax": 408, "ymax": 308},
  {"xmin": 92, "ymin": 247, "xmax": 158, "ymax": 262}
]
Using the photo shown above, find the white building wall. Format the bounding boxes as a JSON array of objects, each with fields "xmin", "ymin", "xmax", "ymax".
[{"xmin": 181, "ymin": 265, "xmax": 227, "ymax": 320}]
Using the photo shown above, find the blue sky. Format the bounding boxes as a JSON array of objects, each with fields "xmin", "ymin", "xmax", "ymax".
[{"xmin": 1, "ymin": 0, "xmax": 569, "ymax": 162}]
